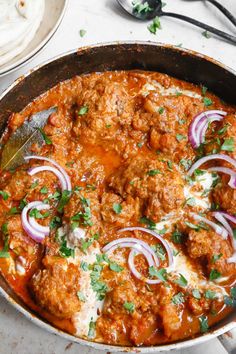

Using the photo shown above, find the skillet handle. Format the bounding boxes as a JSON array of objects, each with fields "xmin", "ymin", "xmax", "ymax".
[{"xmin": 218, "ymin": 328, "xmax": 236, "ymax": 354}]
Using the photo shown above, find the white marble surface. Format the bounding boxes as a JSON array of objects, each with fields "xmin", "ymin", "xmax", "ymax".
[{"xmin": 0, "ymin": 0, "xmax": 235, "ymax": 353}]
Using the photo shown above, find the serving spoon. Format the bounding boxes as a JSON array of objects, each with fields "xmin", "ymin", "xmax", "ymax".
[
  {"xmin": 184, "ymin": 0, "xmax": 236, "ymax": 27},
  {"xmin": 116, "ymin": 0, "xmax": 236, "ymax": 45}
]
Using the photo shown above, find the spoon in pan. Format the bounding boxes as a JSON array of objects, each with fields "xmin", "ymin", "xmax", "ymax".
[
  {"xmin": 184, "ymin": 0, "xmax": 236, "ymax": 27},
  {"xmin": 116, "ymin": 0, "xmax": 236, "ymax": 45}
]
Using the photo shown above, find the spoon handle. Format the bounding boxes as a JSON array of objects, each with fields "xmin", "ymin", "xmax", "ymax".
[
  {"xmin": 207, "ymin": 0, "xmax": 236, "ymax": 27},
  {"xmin": 163, "ymin": 12, "xmax": 236, "ymax": 44}
]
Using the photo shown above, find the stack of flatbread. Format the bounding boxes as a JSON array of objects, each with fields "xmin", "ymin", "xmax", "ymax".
[{"xmin": 0, "ymin": 0, "xmax": 45, "ymax": 66}]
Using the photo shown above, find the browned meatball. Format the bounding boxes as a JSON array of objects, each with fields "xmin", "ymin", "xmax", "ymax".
[
  {"xmin": 101, "ymin": 193, "xmax": 139, "ymax": 226},
  {"xmin": 109, "ymin": 156, "xmax": 185, "ymax": 222},
  {"xmin": 187, "ymin": 228, "xmax": 235, "ymax": 276},
  {"xmin": 30, "ymin": 256, "xmax": 81, "ymax": 318}
]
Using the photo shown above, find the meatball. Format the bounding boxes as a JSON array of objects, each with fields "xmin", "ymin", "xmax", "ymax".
[
  {"xmin": 101, "ymin": 193, "xmax": 139, "ymax": 226},
  {"xmin": 187, "ymin": 228, "xmax": 235, "ymax": 276},
  {"xmin": 109, "ymin": 156, "xmax": 185, "ymax": 222},
  {"xmin": 30, "ymin": 256, "xmax": 81, "ymax": 318}
]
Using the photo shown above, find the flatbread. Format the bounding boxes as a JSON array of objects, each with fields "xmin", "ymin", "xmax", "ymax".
[{"xmin": 0, "ymin": 0, "xmax": 45, "ymax": 66}]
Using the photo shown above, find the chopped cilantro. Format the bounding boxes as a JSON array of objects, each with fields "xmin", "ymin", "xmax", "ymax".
[
  {"xmin": 185, "ymin": 197, "xmax": 196, "ymax": 207},
  {"xmin": 123, "ymin": 302, "xmax": 135, "ymax": 313},
  {"xmin": 147, "ymin": 169, "xmax": 162, "ymax": 176},
  {"xmin": 40, "ymin": 186, "xmax": 48, "ymax": 194},
  {"xmin": 209, "ymin": 269, "xmax": 221, "ymax": 281},
  {"xmin": 132, "ymin": 0, "xmax": 152, "ymax": 13},
  {"xmin": 199, "ymin": 315, "xmax": 209, "ymax": 333},
  {"xmin": 211, "ymin": 253, "xmax": 222, "ymax": 264},
  {"xmin": 78, "ymin": 106, "xmax": 88, "ymax": 116},
  {"xmin": 109, "ymin": 262, "xmax": 123, "ymax": 272},
  {"xmin": 174, "ymin": 273, "xmax": 188, "ymax": 287},
  {"xmin": 192, "ymin": 289, "xmax": 201, "ymax": 299},
  {"xmin": 57, "ymin": 190, "xmax": 71, "ymax": 213},
  {"xmin": 77, "ymin": 291, "xmax": 86, "ymax": 302},
  {"xmin": 205, "ymin": 290, "xmax": 217, "ymax": 300},
  {"xmin": 221, "ymin": 137, "xmax": 234, "ymax": 152},
  {"xmin": 172, "ymin": 292, "xmax": 185, "ymax": 305},
  {"xmin": 50, "ymin": 216, "xmax": 62, "ymax": 230},
  {"xmin": 185, "ymin": 221, "xmax": 199, "ymax": 230},
  {"xmin": 112, "ymin": 203, "xmax": 122, "ymax": 214},
  {"xmin": 151, "ymin": 244, "xmax": 166, "ymax": 261},
  {"xmin": 180, "ymin": 158, "xmax": 192, "ymax": 171},
  {"xmin": 80, "ymin": 261, "xmax": 89, "ymax": 271},
  {"xmin": 167, "ymin": 160, "xmax": 173, "ymax": 170},
  {"xmin": 148, "ymin": 16, "xmax": 161, "ymax": 34},
  {"xmin": 203, "ymin": 97, "xmax": 212, "ymax": 107},
  {"xmin": 88, "ymin": 319, "xmax": 96, "ymax": 338},
  {"xmin": 171, "ymin": 229, "xmax": 184, "ymax": 244},
  {"xmin": 30, "ymin": 180, "xmax": 39, "ymax": 189},
  {"xmin": 158, "ymin": 107, "xmax": 165, "ymax": 114},
  {"xmin": 0, "ymin": 190, "xmax": 9, "ymax": 201},
  {"xmin": 176, "ymin": 134, "xmax": 186, "ymax": 142},
  {"xmin": 140, "ymin": 216, "xmax": 156, "ymax": 230},
  {"xmin": 202, "ymin": 30, "xmax": 211, "ymax": 39},
  {"xmin": 9, "ymin": 206, "xmax": 20, "ymax": 215},
  {"xmin": 79, "ymin": 29, "xmax": 86, "ymax": 37},
  {"xmin": 29, "ymin": 208, "xmax": 50, "ymax": 219},
  {"xmin": 149, "ymin": 266, "xmax": 167, "ymax": 282},
  {"xmin": 202, "ymin": 86, "xmax": 208, "ymax": 96}
]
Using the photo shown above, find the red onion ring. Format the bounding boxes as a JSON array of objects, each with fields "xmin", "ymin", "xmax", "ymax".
[
  {"xmin": 128, "ymin": 249, "xmax": 162, "ymax": 285},
  {"xmin": 191, "ymin": 213, "xmax": 228, "ymax": 239},
  {"xmin": 103, "ymin": 237, "xmax": 159, "ymax": 267},
  {"xmin": 212, "ymin": 211, "xmax": 236, "ymax": 263},
  {"xmin": 28, "ymin": 166, "xmax": 68, "ymax": 191},
  {"xmin": 28, "ymin": 203, "xmax": 50, "ymax": 235},
  {"xmin": 208, "ymin": 167, "xmax": 236, "ymax": 189},
  {"xmin": 119, "ymin": 227, "xmax": 174, "ymax": 271},
  {"xmin": 21, "ymin": 201, "xmax": 50, "ymax": 243},
  {"xmin": 188, "ymin": 110, "xmax": 226, "ymax": 149},
  {"xmin": 25, "ymin": 155, "xmax": 71, "ymax": 191},
  {"xmin": 188, "ymin": 154, "xmax": 236, "ymax": 189}
]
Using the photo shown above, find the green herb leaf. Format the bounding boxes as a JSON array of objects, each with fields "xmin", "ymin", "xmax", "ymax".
[
  {"xmin": 80, "ymin": 261, "xmax": 89, "ymax": 271},
  {"xmin": 172, "ymin": 292, "xmax": 185, "ymax": 305},
  {"xmin": 211, "ymin": 253, "xmax": 223, "ymax": 264},
  {"xmin": 0, "ymin": 190, "xmax": 9, "ymax": 200},
  {"xmin": 147, "ymin": 169, "xmax": 162, "ymax": 176},
  {"xmin": 158, "ymin": 107, "xmax": 164, "ymax": 114},
  {"xmin": 221, "ymin": 137, "xmax": 234, "ymax": 152},
  {"xmin": 77, "ymin": 291, "xmax": 86, "ymax": 302},
  {"xmin": 174, "ymin": 273, "xmax": 188, "ymax": 287},
  {"xmin": 199, "ymin": 315, "xmax": 209, "ymax": 333},
  {"xmin": 0, "ymin": 236, "xmax": 10, "ymax": 258},
  {"xmin": 192, "ymin": 289, "xmax": 201, "ymax": 299},
  {"xmin": 148, "ymin": 16, "xmax": 161, "ymax": 34},
  {"xmin": 149, "ymin": 266, "xmax": 167, "ymax": 282},
  {"xmin": 79, "ymin": 29, "xmax": 86, "ymax": 37},
  {"xmin": 209, "ymin": 269, "xmax": 221, "ymax": 281},
  {"xmin": 140, "ymin": 216, "xmax": 156, "ymax": 230},
  {"xmin": 78, "ymin": 106, "xmax": 89, "ymax": 116},
  {"xmin": 57, "ymin": 190, "xmax": 71, "ymax": 213},
  {"xmin": 205, "ymin": 290, "xmax": 217, "ymax": 300},
  {"xmin": 171, "ymin": 229, "xmax": 184, "ymax": 244},
  {"xmin": 109, "ymin": 262, "xmax": 124, "ymax": 272},
  {"xmin": 40, "ymin": 186, "xmax": 48, "ymax": 194},
  {"xmin": 123, "ymin": 302, "xmax": 135, "ymax": 313},
  {"xmin": 88, "ymin": 319, "xmax": 96, "ymax": 338},
  {"xmin": 203, "ymin": 97, "xmax": 212, "ymax": 107},
  {"xmin": 151, "ymin": 244, "xmax": 166, "ymax": 261},
  {"xmin": 202, "ymin": 30, "xmax": 211, "ymax": 39},
  {"xmin": 202, "ymin": 86, "xmax": 208, "ymax": 96},
  {"xmin": 112, "ymin": 203, "xmax": 122, "ymax": 214},
  {"xmin": 176, "ymin": 134, "xmax": 186, "ymax": 142},
  {"xmin": 29, "ymin": 208, "xmax": 50, "ymax": 219}
]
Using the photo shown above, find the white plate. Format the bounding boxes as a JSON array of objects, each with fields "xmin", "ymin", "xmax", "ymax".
[{"xmin": 0, "ymin": 0, "xmax": 68, "ymax": 76}]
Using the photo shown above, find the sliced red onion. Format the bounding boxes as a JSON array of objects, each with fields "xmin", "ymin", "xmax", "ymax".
[
  {"xmin": 28, "ymin": 203, "xmax": 50, "ymax": 235},
  {"xmin": 25, "ymin": 155, "xmax": 71, "ymax": 191},
  {"xmin": 28, "ymin": 166, "xmax": 67, "ymax": 191},
  {"xmin": 188, "ymin": 154, "xmax": 236, "ymax": 182},
  {"xmin": 103, "ymin": 237, "xmax": 159, "ymax": 268},
  {"xmin": 119, "ymin": 227, "xmax": 174, "ymax": 271},
  {"xmin": 188, "ymin": 110, "xmax": 226, "ymax": 149},
  {"xmin": 212, "ymin": 211, "xmax": 236, "ymax": 263},
  {"xmin": 191, "ymin": 213, "xmax": 228, "ymax": 239},
  {"xmin": 21, "ymin": 201, "xmax": 50, "ymax": 243},
  {"xmin": 208, "ymin": 167, "xmax": 236, "ymax": 189}
]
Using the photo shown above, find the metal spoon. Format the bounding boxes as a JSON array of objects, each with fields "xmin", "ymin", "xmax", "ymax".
[
  {"xmin": 116, "ymin": 0, "xmax": 236, "ymax": 45},
  {"xmin": 184, "ymin": 0, "xmax": 236, "ymax": 27}
]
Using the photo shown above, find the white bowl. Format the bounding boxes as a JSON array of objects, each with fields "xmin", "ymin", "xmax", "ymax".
[{"xmin": 0, "ymin": 0, "xmax": 68, "ymax": 76}]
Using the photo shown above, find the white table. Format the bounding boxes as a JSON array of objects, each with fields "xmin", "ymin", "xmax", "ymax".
[{"xmin": 0, "ymin": 0, "xmax": 235, "ymax": 353}]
